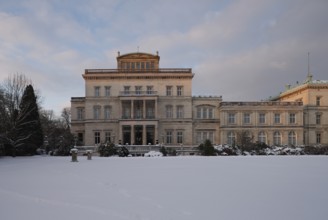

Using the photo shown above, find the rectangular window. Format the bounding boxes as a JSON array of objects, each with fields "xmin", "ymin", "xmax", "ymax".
[
  {"xmin": 259, "ymin": 113, "xmax": 266, "ymax": 124},
  {"xmin": 124, "ymin": 86, "xmax": 130, "ymax": 95},
  {"xmin": 197, "ymin": 108, "xmax": 202, "ymax": 119},
  {"xmin": 78, "ymin": 133, "xmax": 84, "ymax": 143},
  {"xmin": 146, "ymin": 62, "xmax": 150, "ymax": 69},
  {"xmin": 105, "ymin": 86, "xmax": 111, "ymax": 97},
  {"xmin": 141, "ymin": 62, "xmax": 145, "ymax": 69},
  {"xmin": 136, "ymin": 62, "xmax": 140, "ymax": 69},
  {"xmin": 316, "ymin": 114, "xmax": 321, "ymax": 125},
  {"xmin": 94, "ymin": 86, "xmax": 100, "ymax": 97},
  {"xmin": 208, "ymin": 108, "xmax": 213, "ymax": 119},
  {"xmin": 289, "ymin": 113, "xmax": 296, "ymax": 124},
  {"xmin": 147, "ymin": 86, "xmax": 153, "ymax": 95},
  {"xmin": 176, "ymin": 106, "xmax": 184, "ymax": 118},
  {"xmin": 274, "ymin": 113, "xmax": 280, "ymax": 124},
  {"xmin": 135, "ymin": 86, "xmax": 142, "ymax": 95},
  {"xmin": 208, "ymin": 132, "xmax": 214, "ymax": 143},
  {"xmin": 316, "ymin": 133, "xmax": 321, "ymax": 144},
  {"xmin": 316, "ymin": 97, "xmax": 321, "ymax": 106},
  {"xmin": 196, "ymin": 132, "xmax": 202, "ymax": 144},
  {"xmin": 166, "ymin": 131, "xmax": 173, "ymax": 144},
  {"xmin": 202, "ymin": 107, "xmax": 207, "ymax": 119},
  {"xmin": 228, "ymin": 113, "xmax": 235, "ymax": 124},
  {"xmin": 177, "ymin": 86, "xmax": 183, "ymax": 96},
  {"xmin": 196, "ymin": 131, "xmax": 214, "ymax": 144},
  {"xmin": 104, "ymin": 106, "xmax": 111, "ymax": 119},
  {"xmin": 77, "ymin": 108, "xmax": 84, "ymax": 120},
  {"xmin": 177, "ymin": 131, "xmax": 183, "ymax": 144},
  {"xmin": 243, "ymin": 113, "xmax": 250, "ymax": 124},
  {"xmin": 166, "ymin": 86, "xmax": 172, "ymax": 96},
  {"xmin": 94, "ymin": 132, "xmax": 100, "ymax": 144},
  {"xmin": 166, "ymin": 105, "xmax": 173, "ymax": 118},
  {"xmin": 94, "ymin": 106, "xmax": 100, "ymax": 119},
  {"xmin": 105, "ymin": 132, "xmax": 111, "ymax": 143}
]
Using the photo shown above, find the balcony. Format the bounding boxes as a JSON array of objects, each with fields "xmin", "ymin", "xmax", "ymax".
[
  {"xmin": 119, "ymin": 91, "xmax": 158, "ymax": 96},
  {"xmin": 121, "ymin": 115, "xmax": 156, "ymax": 120}
]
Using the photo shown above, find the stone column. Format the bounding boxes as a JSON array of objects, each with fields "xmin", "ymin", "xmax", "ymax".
[
  {"xmin": 155, "ymin": 124, "xmax": 158, "ymax": 144},
  {"xmin": 143, "ymin": 125, "xmax": 147, "ymax": 145},
  {"xmin": 131, "ymin": 100, "xmax": 134, "ymax": 119},
  {"xmin": 131, "ymin": 125, "xmax": 135, "ymax": 145},
  {"xmin": 154, "ymin": 99, "xmax": 158, "ymax": 119},
  {"xmin": 143, "ymin": 100, "xmax": 146, "ymax": 119}
]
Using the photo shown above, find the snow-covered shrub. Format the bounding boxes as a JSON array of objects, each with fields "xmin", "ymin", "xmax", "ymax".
[
  {"xmin": 160, "ymin": 146, "xmax": 167, "ymax": 156},
  {"xmin": 117, "ymin": 146, "xmax": 130, "ymax": 157},
  {"xmin": 304, "ymin": 145, "xmax": 328, "ymax": 155},
  {"xmin": 144, "ymin": 151, "xmax": 163, "ymax": 157},
  {"xmin": 214, "ymin": 145, "xmax": 238, "ymax": 156},
  {"xmin": 98, "ymin": 142, "xmax": 117, "ymax": 157}
]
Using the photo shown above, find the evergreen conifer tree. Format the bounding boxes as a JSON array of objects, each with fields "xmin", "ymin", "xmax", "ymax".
[
  {"xmin": 198, "ymin": 139, "xmax": 216, "ymax": 156},
  {"xmin": 14, "ymin": 85, "xmax": 43, "ymax": 155}
]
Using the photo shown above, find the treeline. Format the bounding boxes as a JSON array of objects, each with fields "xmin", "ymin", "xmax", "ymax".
[{"xmin": 0, "ymin": 73, "xmax": 74, "ymax": 156}]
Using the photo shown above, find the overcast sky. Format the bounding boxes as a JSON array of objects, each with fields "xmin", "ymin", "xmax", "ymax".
[{"xmin": 1, "ymin": 0, "xmax": 327, "ymax": 115}]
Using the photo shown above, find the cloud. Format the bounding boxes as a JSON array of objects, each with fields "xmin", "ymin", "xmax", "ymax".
[{"xmin": 0, "ymin": 0, "xmax": 327, "ymax": 115}]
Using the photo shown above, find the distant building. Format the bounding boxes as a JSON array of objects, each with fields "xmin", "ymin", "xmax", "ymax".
[
  {"xmin": 270, "ymin": 74, "xmax": 328, "ymax": 146},
  {"xmin": 71, "ymin": 52, "xmax": 328, "ymax": 150}
]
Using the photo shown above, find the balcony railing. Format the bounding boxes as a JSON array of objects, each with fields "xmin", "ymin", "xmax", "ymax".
[
  {"xmin": 121, "ymin": 115, "xmax": 156, "ymax": 120},
  {"xmin": 85, "ymin": 68, "xmax": 192, "ymax": 74},
  {"xmin": 119, "ymin": 91, "xmax": 158, "ymax": 96},
  {"xmin": 220, "ymin": 101, "xmax": 303, "ymax": 107}
]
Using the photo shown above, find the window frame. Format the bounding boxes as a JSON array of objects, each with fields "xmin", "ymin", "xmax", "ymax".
[
  {"xmin": 243, "ymin": 113, "xmax": 250, "ymax": 124},
  {"xmin": 93, "ymin": 106, "xmax": 101, "ymax": 119},
  {"xmin": 105, "ymin": 86, "xmax": 111, "ymax": 97},
  {"xmin": 228, "ymin": 113, "xmax": 235, "ymax": 124},
  {"xmin": 94, "ymin": 86, "xmax": 100, "ymax": 97},
  {"xmin": 259, "ymin": 113, "xmax": 266, "ymax": 124},
  {"xmin": 166, "ymin": 86, "xmax": 173, "ymax": 96},
  {"xmin": 166, "ymin": 130, "xmax": 173, "ymax": 144},
  {"xmin": 165, "ymin": 105, "xmax": 173, "ymax": 118},
  {"xmin": 176, "ymin": 105, "xmax": 184, "ymax": 118},
  {"xmin": 289, "ymin": 113, "xmax": 296, "ymax": 124},
  {"xmin": 177, "ymin": 131, "xmax": 183, "ymax": 144},
  {"xmin": 94, "ymin": 131, "xmax": 100, "ymax": 144},
  {"xmin": 274, "ymin": 113, "xmax": 281, "ymax": 124},
  {"xmin": 177, "ymin": 86, "xmax": 183, "ymax": 96}
]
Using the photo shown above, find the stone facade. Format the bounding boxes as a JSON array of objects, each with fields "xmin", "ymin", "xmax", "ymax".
[
  {"xmin": 271, "ymin": 75, "xmax": 328, "ymax": 146},
  {"xmin": 71, "ymin": 52, "xmax": 328, "ymax": 147}
]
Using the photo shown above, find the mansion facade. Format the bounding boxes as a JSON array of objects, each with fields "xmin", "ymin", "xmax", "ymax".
[{"xmin": 71, "ymin": 52, "xmax": 328, "ymax": 148}]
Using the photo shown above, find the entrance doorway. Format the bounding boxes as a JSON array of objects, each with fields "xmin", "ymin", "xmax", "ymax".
[
  {"xmin": 146, "ymin": 125, "xmax": 155, "ymax": 145},
  {"xmin": 134, "ymin": 125, "xmax": 143, "ymax": 145},
  {"xmin": 122, "ymin": 125, "xmax": 131, "ymax": 145}
]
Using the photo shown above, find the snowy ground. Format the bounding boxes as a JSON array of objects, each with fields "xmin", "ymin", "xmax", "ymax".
[{"xmin": 1, "ymin": 156, "xmax": 328, "ymax": 220}]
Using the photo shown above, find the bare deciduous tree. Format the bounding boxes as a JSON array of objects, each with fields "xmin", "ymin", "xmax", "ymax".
[{"xmin": 61, "ymin": 107, "xmax": 71, "ymax": 130}]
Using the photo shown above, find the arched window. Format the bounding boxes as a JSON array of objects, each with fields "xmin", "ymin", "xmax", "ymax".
[
  {"xmin": 273, "ymin": 131, "xmax": 281, "ymax": 146},
  {"xmin": 227, "ymin": 131, "xmax": 236, "ymax": 146},
  {"xmin": 288, "ymin": 131, "xmax": 296, "ymax": 146},
  {"xmin": 258, "ymin": 131, "xmax": 266, "ymax": 144}
]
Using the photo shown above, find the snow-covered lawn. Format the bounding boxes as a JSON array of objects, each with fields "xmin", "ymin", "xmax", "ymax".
[{"xmin": 1, "ymin": 156, "xmax": 328, "ymax": 220}]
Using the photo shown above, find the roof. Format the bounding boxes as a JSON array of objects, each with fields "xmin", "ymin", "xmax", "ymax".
[{"xmin": 117, "ymin": 52, "xmax": 160, "ymax": 60}]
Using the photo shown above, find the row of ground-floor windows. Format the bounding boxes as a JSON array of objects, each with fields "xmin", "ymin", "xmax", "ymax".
[
  {"xmin": 80, "ymin": 130, "xmax": 323, "ymax": 146},
  {"xmin": 226, "ymin": 131, "xmax": 298, "ymax": 146}
]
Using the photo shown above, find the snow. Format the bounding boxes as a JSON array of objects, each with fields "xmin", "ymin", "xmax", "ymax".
[
  {"xmin": 1, "ymin": 156, "xmax": 328, "ymax": 220},
  {"xmin": 144, "ymin": 151, "xmax": 163, "ymax": 157}
]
